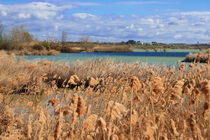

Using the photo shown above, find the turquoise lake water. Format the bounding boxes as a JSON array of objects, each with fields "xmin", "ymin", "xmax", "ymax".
[{"xmin": 24, "ymin": 50, "xmax": 194, "ymax": 65}]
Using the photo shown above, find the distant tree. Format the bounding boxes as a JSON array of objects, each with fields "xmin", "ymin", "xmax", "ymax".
[
  {"xmin": 136, "ymin": 41, "xmax": 141, "ymax": 44},
  {"xmin": 0, "ymin": 23, "xmax": 4, "ymax": 42},
  {"xmin": 120, "ymin": 41, "xmax": 126, "ymax": 44},
  {"xmin": 61, "ymin": 31, "xmax": 68, "ymax": 44},
  {"xmin": 80, "ymin": 36, "xmax": 92, "ymax": 50},
  {"xmin": 80, "ymin": 36, "xmax": 91, "ymax": 43},
  {"xmin": 45, "ymin": 33, "xmax": 56, "ymax": 42},
  {"xmin": 126, "ymin": 40, "xmax": 136, "ymax": 45},
  {"xmin": 9, "ymin": 25, "xmax": 33, "ymax": 43},
  {"xmin": 0, "ymin": 24, "xmax": 12, "ymax": 50},
  {"xmin": 152, "ymin": 42, "xmax": 158, "ymax": 45}
]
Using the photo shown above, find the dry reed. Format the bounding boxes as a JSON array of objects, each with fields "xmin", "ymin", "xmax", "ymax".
[{"xmin": 0, "ymin": 51, "xmax": 209, "ymax": 139}]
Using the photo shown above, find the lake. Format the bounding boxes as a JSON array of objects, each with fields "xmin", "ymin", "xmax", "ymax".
[{"xmin": 24, "ymin": 50, "xmax": 196, "ymax": 65}]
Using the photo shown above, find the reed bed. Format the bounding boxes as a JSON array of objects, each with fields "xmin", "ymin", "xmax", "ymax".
[
  {"xmin": 183, "ymin": 50, "xmax": 210, "ymax": 63},
  {"xmin": 0, "ymin": 51, "xmax": 209, "ymax": 140}
]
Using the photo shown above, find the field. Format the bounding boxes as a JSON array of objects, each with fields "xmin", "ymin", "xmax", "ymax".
[{"xmin": 0, "ymin": 51, "xmax": 210, "ymax": 140}]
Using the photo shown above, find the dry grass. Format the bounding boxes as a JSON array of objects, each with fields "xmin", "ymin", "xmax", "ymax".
[
  {"xmin": 0, "ymin": 40, "xmax": 60, "ymax": 55},
  {"xmin": 58, "ymin": 43, "xmax": 132, "ymax": 53},
  {"xmin": 183, "ymin": 50, "xmax": 210, "ymax": 63},
  {"xmin": 92, "ymin": 45, "xmax": 132, "ymax": 52},
  {"xmin": 0, "ymin": 51, "xmax": 210, "ymax": 139}
]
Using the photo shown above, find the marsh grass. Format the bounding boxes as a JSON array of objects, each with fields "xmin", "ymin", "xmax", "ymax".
[
  {"xmin": 183, "ymin": 50, "xmax": 210, "ymax": 63},
  {"xmin": 0, "ymin": 51, "xmax": 209, "ymax": 139}
]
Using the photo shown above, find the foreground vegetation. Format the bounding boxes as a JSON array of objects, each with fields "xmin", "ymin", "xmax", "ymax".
[{"xmin": 0, "ymin": 51, "xmax": 209, "ymax": 139}]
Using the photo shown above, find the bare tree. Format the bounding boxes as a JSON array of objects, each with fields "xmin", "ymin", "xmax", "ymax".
[
  {"xmin": 61, "ymin": 31, "xmax": 68, "ymax": 42},
  {"xmin": 80, "ymin": 36, "xmax": 91, "ymax": 43},
  {"xmin": 9, "ymin": 25, "xmax": 33, "ymax": 43},
  {"xmin": 61, "ymin": 31, "xmax": 68, "ymax": 46},
  {"xmin": 0, "ymin": 23, "xmax": 4, "ymax": 42},
  {"xmin": 80, "ymin": 36, "xmax": 92, "ymax": 50},
  {"xmin": 45, "ymin": 32, "xmax": 57, "ymax": 42}
]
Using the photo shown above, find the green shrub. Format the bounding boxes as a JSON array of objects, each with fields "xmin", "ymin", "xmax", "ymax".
[{"xmin": 42, "ymin": 42, "xmax": 51, "ymax": 49}]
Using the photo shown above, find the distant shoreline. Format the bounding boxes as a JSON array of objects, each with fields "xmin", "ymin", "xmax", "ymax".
[{"xmin": 1, "ymin": 41, "xmax": 210, "ymax": 56}]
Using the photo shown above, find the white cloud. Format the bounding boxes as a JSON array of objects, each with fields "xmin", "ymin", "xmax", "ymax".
[
  {"xmin": 72, "ymin": 13, "xmax": 96, "ymax": 19},
  {"xmin": 34, "ymin": 11, "xmax": 210, "ymax": 42},
  {"xmin": 40, "ymin": 0, "xmax": 100, "ymax": 6},
  {"xmin": 69, "ymin": 2, "xmax": 100, "ymax": 6},
  {"xmin": 1, "ymin": 1, "xmax": 210, "ymax": 43},
  {"xmin": 0, "ymin": 11, "xmax": 7, "ymax": 16},
  {"xmin": 174, "ymin": 34, "xmax": 182, "ymax": 39},
  {"xmin": 169, "ymin": 11, "xmax": 210, "ymax": 22},
  {"xmin": 126, "ymin": 24, "xmax": 135, "ymax": 29},
  {"xmin": 179, "ymin": 11, "xmax": 210, "ymax": 16},
  {"xmin": 0, "ymin": 2, "xmax": 75, "ymax": 20},
  {"xmin": 117, "ymin": 1, "xmax": 176, "ymax": 5},
  {"xmin": 17, "ymin": 13, "xmax": 31, "ymax": 19}
]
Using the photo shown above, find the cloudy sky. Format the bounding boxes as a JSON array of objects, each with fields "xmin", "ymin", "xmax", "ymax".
[{"xmin": 0, "ymin": 0, "xmax": 210, "ymax": 43}]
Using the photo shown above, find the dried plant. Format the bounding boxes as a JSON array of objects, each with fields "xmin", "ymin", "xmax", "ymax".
[{"xmin": 0, "ymin": 52, "xmax": 209, "ymax": 139}]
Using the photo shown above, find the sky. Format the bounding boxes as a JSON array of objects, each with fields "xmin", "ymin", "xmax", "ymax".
[{"xmin": 0, "ymin": 0, "xmax": 210, "ymax": 43}]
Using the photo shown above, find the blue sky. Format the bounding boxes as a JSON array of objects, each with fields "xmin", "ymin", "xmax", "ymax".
[{"xmin": 0, "ymin": 0, "xmax": 210, "ymax": 43}]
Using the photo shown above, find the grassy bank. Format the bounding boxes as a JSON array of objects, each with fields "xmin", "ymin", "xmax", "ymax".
[
  {"xmin": 58, "ymin": 42, "xmax": 132, "ymax": 53},
  {"xmin": 0, "ymin": 41, "xmax": 133, "ymax": 54},
  {"xmin": 0, "ymin": 41, "xmax": 60, "ymax": 55},
  {"xmin": 0, "ymin": 51, "xmax": 210, "ymax": 139}
]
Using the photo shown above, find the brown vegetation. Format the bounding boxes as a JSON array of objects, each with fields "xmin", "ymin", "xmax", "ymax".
[
  {"xmin": 92, "ymin": 45, "xmax": 132, "ymax": 52},
  {"xmin": 7, "ymin": 49, "xmax": 60, "ymax": 56},
  {"xmin": 55, "ymin": 42, "xmax": 132, "ymax": 53},
  {"xmin": 0, "ymin": 24, "xmax": 60, "ymax": 55},
  {"xmin": 0, "ymin": 51, "xmax": 210, "ymax": 139},
  {"xmin": 183, "ymin": 50, "xmax": 210, "ymax": 63}
]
